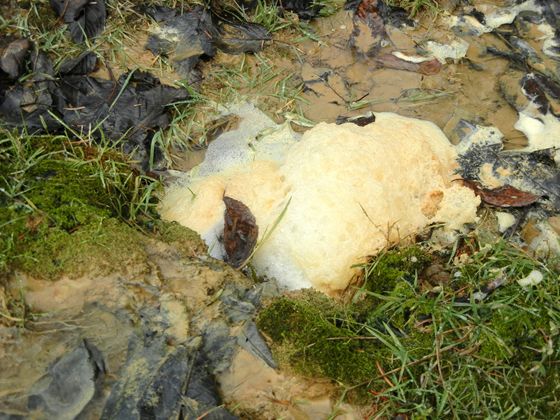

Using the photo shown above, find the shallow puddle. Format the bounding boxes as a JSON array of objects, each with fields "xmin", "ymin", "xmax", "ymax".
[{"xmin": 291, "ymin": 5, "xmax": 557, "ymax": 149}]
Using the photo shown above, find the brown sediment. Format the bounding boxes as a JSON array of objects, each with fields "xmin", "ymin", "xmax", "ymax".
[
  {"xmin": 281, "ymin": 6, "xmax": 557, "ymax": 152},
  {"xmin": 219, "ymin": 348, "xmax": 364, "ymax": 419}
]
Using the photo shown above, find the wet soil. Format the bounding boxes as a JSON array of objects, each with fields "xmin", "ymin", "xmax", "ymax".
[
  {"xmin": 2, "ymin": 0, "xmax": 560, "ymax": 418},
  {"xmin": 0, "ymin": 231, "xmax": 364, "ymax": 418}
]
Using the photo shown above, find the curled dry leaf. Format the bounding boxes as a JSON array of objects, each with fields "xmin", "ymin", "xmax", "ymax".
[
  {"xmin": 461, "ymin": 179, "xmax": 540, "ymax": 207},
  {"xmin": 223, "ymin": 196, "xmax": 259, "ymax": 268}
]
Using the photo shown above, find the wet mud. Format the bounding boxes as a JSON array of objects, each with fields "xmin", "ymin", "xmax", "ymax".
[
  {"xmin": 0, "ymin": 232, "xmax": 363, "ymax": 418},
  {"xmin": 2, "ymin": 0, "xmax": 560, "ymax": 418}
]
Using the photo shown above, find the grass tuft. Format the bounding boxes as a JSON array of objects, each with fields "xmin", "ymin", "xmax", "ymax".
[
  {"xmin": 0, "ymin": 129, "xmax": 160, "ymax": 278},
  {"xmin": 387, "ymin": 0, "xmax": 440, "ymax": 17},
  {"xmin": 258, "ymin": 241, "xmax": 560, "ymax": 416}
]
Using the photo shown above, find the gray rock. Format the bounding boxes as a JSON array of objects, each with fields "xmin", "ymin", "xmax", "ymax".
[{"xmin": 27, "ymin": 340, "xmax": 105, "ymax": 420}]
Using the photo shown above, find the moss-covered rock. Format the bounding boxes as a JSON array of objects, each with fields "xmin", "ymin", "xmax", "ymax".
[
  {"xmin": 0, "ymin": 134, "xmax": 203, "ymax": 280},
  {"xmin": 19, "ymin": 218, "xmax": 151, "ymax": 279},
  {"xmin": 257, "ymin": 292, "xmax": 383, "ymax": 386},
  {"xmin": 153, "ymin": 220, "xmax": 207, "ymax": 257}
]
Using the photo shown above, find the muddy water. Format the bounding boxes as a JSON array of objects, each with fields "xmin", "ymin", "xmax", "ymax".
[{"xmin": 292, "ymin": 5, "xmax": 557, "ymax": 149}]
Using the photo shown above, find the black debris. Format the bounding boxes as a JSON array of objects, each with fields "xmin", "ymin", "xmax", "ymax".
[
  {"xmin": 237, "ymin": 321, "xmax": 277, "ymax": 369},
  {"xmin": 0, "ymin": 48, "xmax": 61, "ymax": 131},
  {"xmin": 146, "ymin": 7, "xmax": 217, "ymax": 82},
  {"xmin": 456, "ymin": 121, "xmax": 560, "ymax": 212},
  {"xmin": 509, "ymin": 36, "xmax": 541, "ymax": 62},
  {"xmin": 196, "ymin": 281, "xmax": 281, "ymax": 375},
  {"xmin": 180, "ymin": 350, "xmax": 239, "ymax": 420},
  {"xmin": 280, "ymin": 0, "xmax": 324, "ymax": 19},
  {"xmin": 528, "ymin": 72, "xmax": 560, "ymax": 101},
  {"xmin": 215, "ymin": 22, "xmax": 272, "ymax": 54},
  {"xmin": 220, "ymin": 285, "xmax": 258, "ymax": 324},
  {"xmin": 146, "ymin": 6, "xmax": 271, "ymax": 81},
  {"xmin": 349, "ymin": 0, "xmax": 391, "ymax": 57},
  {"xmin": 346, "ymin": 0, "xmax": 413, "ymax": 27},
  {"xmin": 203, "ymin": 321, "xmax": 237, "ymax": 374},
  {"xmin": 57, "ymin": 51, "xmax": 98, "ymax": 75},
  {"xmin": 208, "ymin": 0, "xmax": 259, "ymax": 19},
  {"xmin": 470, "ymin": 9, "xmax": 486, "ymax": 25},
  {"xmin": 50, "ymin": 0, "xmax": 107, "ymax": 43},
  {"xmin": 0, "ymin": 42, "xmax": 188, "ymax": 169},
  {"xmin": 538, "ymin": 0, "xmax": 560, "ymax": 56},
  {"xmin": 520, "ymin": 73, "xmax": 551, "ymax": 113},
  {"xmin": 102, "ymin": 305, "xmax": 237, "ymax": 420},
  {"xmin": 56, "ymin": 71, "xmax": 188, "ymax": 167},
  {"xmin": 212, "ymin": 0, "xmax": 316, "ymax": 19},
  {"xmin": 136, "ymin": 348, "xmax": 193, "ymax": 419},
  {"xmin": 486, "ymin": 46, "xmax": 530, "ymax": 69},
  {"xmin": 138, "ymin": 5, "xmax": 178, "ymax": 22},
  {"xmin": 137, "ymin": 345, "xmax": 233, "ymax": 420}
]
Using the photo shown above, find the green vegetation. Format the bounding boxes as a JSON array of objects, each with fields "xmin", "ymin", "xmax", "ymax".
[
  {"xmin": 0, "ymin": 128, "xmax": 206, "ymax": 326},
  {"xmin": 0, "ymin": 130, "xmax": 157, "ymax": 279},
  {"xmin": 258, "ymin": 291, "xmax": 382, "ymax": 386},
  {"xmin": 388, "ymin": 0, "xmax": 440, "ymax": 17},
  {"xmin": 258, "ymin": 242, "xmax": 560, "ymax": 417},
  {"xmin": 359, "ymin": 246, "xmax": 432, "ymax": 295},
  {"xmin": 2, "ymin": 0, "xmax": 559, "ymax": 416}
]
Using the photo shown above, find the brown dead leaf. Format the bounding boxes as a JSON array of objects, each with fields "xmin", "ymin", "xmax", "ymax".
[
  {"xmin": 25, "ymin": 213, "xmax": 45, "ymax": 232},
  {"xmin": 461, "ymin": 180, "xmax": 540, "ymax": 207},
  {"xmin": 418, "ymin": 59, "xmax": 443, "ymax": 75},
  {"xmin": 223, "ymin": 196, "xmax": 258, "ymax": 268}
]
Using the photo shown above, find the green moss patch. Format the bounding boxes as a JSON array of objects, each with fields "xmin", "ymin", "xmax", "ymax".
[
  {"xmin": 362, "ymin": 246, "xmax": 431, "ymax": 294},
  {"xmin": 258, "ymin": 292, "xmax": 382, "ymax": 386},
  {"xmin": 1, "ymin": 133, "xmax": 163, "ymax": 279}
]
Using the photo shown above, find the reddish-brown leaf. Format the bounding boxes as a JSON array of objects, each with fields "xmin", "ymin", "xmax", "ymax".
[
  {"xmin": 356, "ymin": 0, "xmax": 381, "ymax": 19},
  {"xmin": 461, "ymin": 180, "xmax": 540, "ymax": 207},
  {"xmin": 223, "ymin": 196, "xmax": 258, "ymax": 268},
  {"xmin": 418, "ymin": 59, "xmax": 443, "ymax": 75}
]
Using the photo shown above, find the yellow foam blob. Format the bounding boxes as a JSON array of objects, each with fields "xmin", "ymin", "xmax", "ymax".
[{"xmin": 159, "ymin": 112, "xmax": 480, "ymax": 294}]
